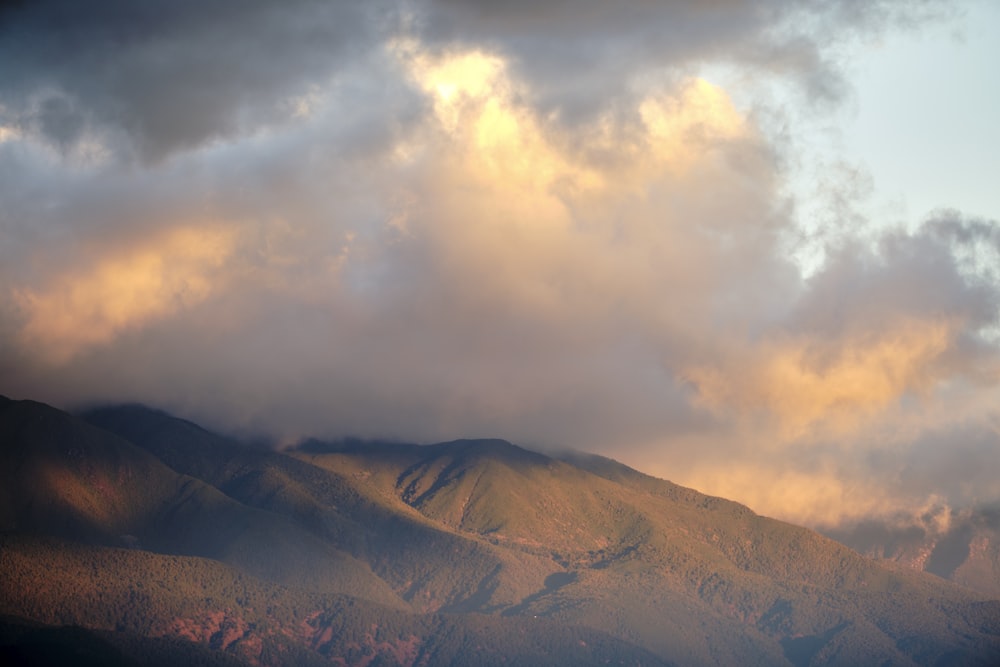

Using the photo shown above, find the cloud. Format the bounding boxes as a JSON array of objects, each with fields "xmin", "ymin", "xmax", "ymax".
[
  {"xmin": 1, "ymin": 0, "xmax": 996, "ymax": 533},
  {"xmin": 0, "ymin": 0, "xmax": 948, "ymax": 162},
  {"xmin": 416, "ymin": 0, "xmax": 954, "ymax": 117},
  {"xmin": 683, "ymin": 317, "xmax": 955, "ymax": 441},
  {"xmin": 656, "ymin": 215, "xmax": 1000, "ymax": 526},
  {"xmin": 676, "ymin": 412, "xmax": 1000, "ymax": 530},
  {"xmin": 2, "ymin": 37, "xmax": 787, "ymax": 444},
  {"xmin": 680, "ymin": 214, "xmax": 1000, "ymax": 447},
  {"xmin": 0, "ymin": 0, "xmax": 395, "ymax": 162},
  {"xmin": 13, "ymin": 225, "xmax": 236, "ymax": 365}
]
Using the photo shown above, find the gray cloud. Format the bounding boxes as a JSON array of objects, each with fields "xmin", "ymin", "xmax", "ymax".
[
  {"xmin": 415, "ymin": 0, "xmax": 952, "ymax": 118},
  {"xmin": 791, "ymin": 215, "xmax": 1000, "ymax": 339},
  {"xmin": 0, "ymin": 0, "xmax": 396, "ymax": 161},
  {"xmin": 0, "ymin": 0, "xmax": 950, "ymax": 161}
]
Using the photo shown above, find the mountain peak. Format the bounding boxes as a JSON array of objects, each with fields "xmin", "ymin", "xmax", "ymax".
[{"xmin": 428, "ymin": 437, "xmax": 551, "ymax": 464}]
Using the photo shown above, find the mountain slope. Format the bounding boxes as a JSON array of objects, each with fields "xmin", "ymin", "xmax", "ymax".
[
  {"xmin": 0, "ymin": 397, "xmax": 401, "ymax": 606},
  {"xmin": 1, "ymin": 396, "xmax": 998, "ymax": 665},
  {"xmin": 296, "ymin": 438, "xmax": 1000, "ymax": 666},
  {"xmin": 82, "ymin": 406, "xmax": 558, "ymax": 613},
  {"xmin": 0, "ymin": 533, "xmax": 665, "ymax": 667}
]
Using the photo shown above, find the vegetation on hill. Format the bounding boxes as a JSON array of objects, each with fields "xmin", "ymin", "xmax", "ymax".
[
  {"xmin": 0, "ymin": 396, "xmax": 998, "ymax": 665},
  {"xmin": 0, "ymin": 533, "xmax": 670, "ymax": 666},
  {"xmin": 297, "ymin": 437, "xmax": 1000, "ymax": 666}
]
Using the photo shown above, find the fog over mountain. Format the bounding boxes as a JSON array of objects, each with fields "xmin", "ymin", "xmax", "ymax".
[{"xmin": 2, "ymin": 0, "xmax": 1000, "ymax": 533}]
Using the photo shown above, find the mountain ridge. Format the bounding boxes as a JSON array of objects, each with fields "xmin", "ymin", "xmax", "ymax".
[{"xmin": 1, "ymin": 396, "xmax": 998, "ymax": 665}]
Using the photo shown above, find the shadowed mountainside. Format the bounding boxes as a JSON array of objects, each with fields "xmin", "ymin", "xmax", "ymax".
[
  {"xmin": 0, "ymin": 397, "xmax": 401, "ymax": 607},
  {"xmin": 1, "ymin": 395, "xmax": 998, "ymax": 666}
]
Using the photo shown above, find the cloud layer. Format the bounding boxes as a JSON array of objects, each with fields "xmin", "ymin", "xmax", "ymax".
[{"xmin": 2, "ymin": 0, "xmax": 997, "ymax": 529}]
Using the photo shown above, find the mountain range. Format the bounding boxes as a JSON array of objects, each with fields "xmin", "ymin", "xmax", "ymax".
[{"xmin": 1, "ymin": 395, "xmax": 998, "ymax": 665}]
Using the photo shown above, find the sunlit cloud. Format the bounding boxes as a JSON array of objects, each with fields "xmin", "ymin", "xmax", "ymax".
[
  {"xmin": 679, "ymin": 464, "xmax": 901, "ymax": 529},
  {"xmin": 0, "ymin": 125, "xmax": 19, "ymax": 143},
  {"xmin": 13, "ymin": 225, "xmax": 236, "ymax": 365},
  {"xmin": 401, "ymin": 45, "xmax": 603, "ymax": 193},
  {"xmin": 683, "ymin": 317, "xmax": 956, "ymax": 441},
  {"xmin": 639, "ymin": 79, "xmax": 747, "ymax": 173}
]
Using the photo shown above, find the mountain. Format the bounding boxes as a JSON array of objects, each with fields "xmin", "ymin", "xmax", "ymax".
[
  {"xmin": 1, "ymin": 395, "xmax": 998, "ymax": 666},
  {"xmin": 0, "ymin": 397, "xmax": 400, "ymax": 606}
]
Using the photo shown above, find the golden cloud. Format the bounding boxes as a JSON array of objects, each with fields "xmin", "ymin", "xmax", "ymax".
[
  {"xmin": 682, "ymin": 318, "xmax": 956, "ymax": 441},
  {"xmin": 405, "ymin": 47, "xmax": 603, "ymax": 195},
  {"xmin": 404, "ymin": 46, "xmax": 750, "ymax": 194},
  {"xmin": 390, "ymin": 45, "xmax": 764, "ymax": 323},
  {"xmin": 14, "ymin": 225, "xmax": 236, "ymax": 364},
  {"xmin": 639, "ymin": 78, "xmax": 747, "ymax": 173},
  {"xmin": 677, "ymin": 463, "xmax": 900, "ymax": 528}
]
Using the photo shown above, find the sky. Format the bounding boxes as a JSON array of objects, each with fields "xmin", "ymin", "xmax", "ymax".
[{"xmin": 2, "ymin": 0, "xmax": 999, "ymax": 532}]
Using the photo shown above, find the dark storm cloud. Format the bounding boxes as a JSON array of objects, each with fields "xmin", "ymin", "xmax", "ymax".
[{"xmin": 0, "ymin": 0, "xmax": 394, "ymax": 161}]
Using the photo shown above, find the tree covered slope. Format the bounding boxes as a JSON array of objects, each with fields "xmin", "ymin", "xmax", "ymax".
[{"xmin": 0, "ymin": 395, "xmax": 997, "ymax": 665}]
